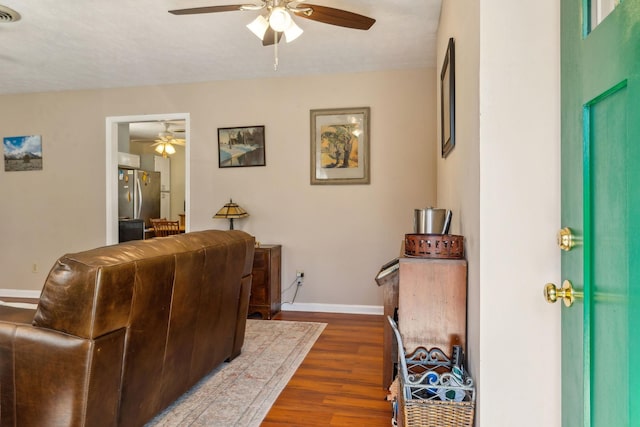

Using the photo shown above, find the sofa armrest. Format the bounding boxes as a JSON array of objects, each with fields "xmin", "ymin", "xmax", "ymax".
[{"xmin": 0, "ymin": 323, "xmax": 126, "ymax": 427}]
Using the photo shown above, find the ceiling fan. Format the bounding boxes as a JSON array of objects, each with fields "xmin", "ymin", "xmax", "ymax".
[
  {"xmin": 151, "ymin": 122, "xmax": 185, "ymax": 157},
  {"xmin": 168, "ymin": 1, "xmax": 376, "ymax": 47}
]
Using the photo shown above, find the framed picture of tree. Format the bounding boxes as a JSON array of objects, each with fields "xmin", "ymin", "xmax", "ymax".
[{"xmin": 310, "ymin": 107, "xmax": 370, "ymax": 185}]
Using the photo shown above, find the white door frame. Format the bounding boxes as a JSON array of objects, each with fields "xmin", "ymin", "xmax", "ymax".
[{"xmin": 105, "ymin": 113, "xmax": 190, "ymax": 245}]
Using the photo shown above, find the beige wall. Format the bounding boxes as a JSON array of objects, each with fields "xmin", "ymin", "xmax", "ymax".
[
  {"xmin": 438, "ymin": 0, "xmax": 561, "ymax": 425},
  {"xmin": 0, "ymin": 69, "xmax": 437, "ymax": 309},
  {"xmin": 436, "ymin": 2, "xmax": 481, "ymax": 412}
]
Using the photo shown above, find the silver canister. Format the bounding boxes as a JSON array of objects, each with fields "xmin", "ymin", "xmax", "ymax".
[{"xmin": 413, "ymin": 208, "xmax": 450, "ymax": 234}]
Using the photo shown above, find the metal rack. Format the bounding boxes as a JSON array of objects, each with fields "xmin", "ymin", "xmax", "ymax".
[{"xmin": 388, "ymin": 316, "xmax": 475, "ymax": 427}]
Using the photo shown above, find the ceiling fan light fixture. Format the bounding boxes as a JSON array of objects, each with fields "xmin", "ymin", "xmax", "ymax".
[
  {"xmin": 247, "ymin": 15, "xmax": 269, "ymax": 40},
  {"xmin": 268, "ymin": 7, "xmax": 291, "ymax": 32},
  {"xmin": 165, "ymin": 143, "xmax": 176, "ymax": 155},
  {"xmin": 155, "ymin": 142, "xmax": 176, "ymax": 157},
  {"xmin": 283, "ymin": 19, "xmax": 303, "ymax": 42}
]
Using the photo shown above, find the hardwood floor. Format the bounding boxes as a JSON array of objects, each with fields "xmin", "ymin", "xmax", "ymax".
[{"xmin": 262, "ymin": 311, "xmax": 392, "ymax": 427}]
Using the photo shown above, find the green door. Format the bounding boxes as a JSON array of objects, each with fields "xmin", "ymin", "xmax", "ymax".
[{"xmin": 559, "ymin": 0, "xmax": 640, "ymax": 426}]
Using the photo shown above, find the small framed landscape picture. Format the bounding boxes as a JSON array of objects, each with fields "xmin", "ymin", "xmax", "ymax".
[
  {"xmin": 217, "ymin": 125, "xmax": 266, "ymax": 168},
  {"xmin": 310, "ymin": 107, "xmax": 370, "ymax": 185},
  {"xmin": 3, "ymin": 135, "xmax": 43, "ymax": 172}
]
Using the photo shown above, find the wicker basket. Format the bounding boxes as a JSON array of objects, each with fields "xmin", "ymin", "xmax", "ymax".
[
  {"xmin": 401, "ymin": 398, "xmax": 475, "ymax": 427},
  {"xmin": 404, "ymin": 234, "xmax": 464, "ymax": 259}
]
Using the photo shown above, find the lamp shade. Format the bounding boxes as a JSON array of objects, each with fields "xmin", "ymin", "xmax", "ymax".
[
  {"xmin": 213, "ymin": 199, "xmax": 249, "ymax": 230},
  {"xmin": 268, "ymin": 7, "xmax": 291, "ymax": 32},
  {"xmin": 247, "ymin": 15, "xmax": 269, "ymax": 40},
  {"xmin": 284, "ymin": 20, "xmax": 303, "ymax": 43}
]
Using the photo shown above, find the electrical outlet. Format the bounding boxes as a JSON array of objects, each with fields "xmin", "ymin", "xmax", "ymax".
[
  {"xmin": 31, "ymin": 263, "xmax": 38, "ymax": 273},
  {"xmin": 296, "ymin": 270, "xmax": 304, "ymax": 285}
]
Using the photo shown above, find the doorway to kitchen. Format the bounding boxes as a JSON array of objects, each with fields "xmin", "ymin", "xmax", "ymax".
[{"xmin": 105, "ymin": 113, "xmax": 190, "ymax": 245}]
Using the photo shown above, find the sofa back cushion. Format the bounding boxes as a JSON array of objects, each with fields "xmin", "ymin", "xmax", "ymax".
[{"xmin": 33, "ymin": 230, "xmax": 254, "ymax": 341}]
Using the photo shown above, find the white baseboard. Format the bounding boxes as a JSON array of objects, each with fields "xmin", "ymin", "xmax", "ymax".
[
  {"xmin": 281, "ymin": 302, "xmax": 383, "ymax": 316},
  {"xmin": 0, "ymin": 289, "xmax": 41, "ymax": 299}
]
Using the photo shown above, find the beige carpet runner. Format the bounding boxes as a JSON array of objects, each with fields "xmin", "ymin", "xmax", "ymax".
[{"xmin": 146, "ymin": 319, "xmax": 326, "ymax": 426}]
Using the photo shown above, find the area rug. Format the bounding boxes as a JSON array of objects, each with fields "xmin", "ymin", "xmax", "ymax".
[{"xmin": 146, "ymin": 319, "xmax": 326, "ymax": 426}]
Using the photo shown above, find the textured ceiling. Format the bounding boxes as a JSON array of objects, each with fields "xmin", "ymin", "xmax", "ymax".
[
  {"xmin": 0, "ymin": 0, "xmax": 442, "ymax": 95},
  {"xmin": 130, "ymin": 120, "xmax": 186, "ymax": 142}
]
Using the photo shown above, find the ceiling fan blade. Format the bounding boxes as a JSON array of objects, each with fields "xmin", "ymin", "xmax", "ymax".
[
  {"xmin": 169, "ymin": 5, "xmax": 244, "ymax": 15},
  {"xmin": 293, "ymin": 4, "xmax": 375, "ymax": 30},
  {"xmin": 262, "ymin": 29, "xmax": 284, "ymax": 46}
]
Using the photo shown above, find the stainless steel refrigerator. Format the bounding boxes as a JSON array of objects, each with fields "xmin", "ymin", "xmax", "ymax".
[{"xmin": 118, "ymin": 168, "xmax": 161, "ymax": 231}]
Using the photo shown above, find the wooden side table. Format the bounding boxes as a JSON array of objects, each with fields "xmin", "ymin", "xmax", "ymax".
[
  {"xmin": 249, "ymin": 244, "xmax": 281, "ymax": 319},
  {"xmin": 382, "ymin": 257, "xmax": 467, "ymax": 389}
]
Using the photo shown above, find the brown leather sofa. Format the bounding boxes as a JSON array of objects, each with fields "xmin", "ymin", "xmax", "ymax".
[{"xmin": 0, "ymin": 230, "xmax": 255, "ymax": 427}]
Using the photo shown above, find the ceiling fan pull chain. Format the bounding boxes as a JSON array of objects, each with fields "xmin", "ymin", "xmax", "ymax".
[{"xmin": 274, "ymin": 34, "xmax": 279, "ymax": 70}]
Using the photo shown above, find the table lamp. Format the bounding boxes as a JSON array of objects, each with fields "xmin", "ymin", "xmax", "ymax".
[{"xmin": 213, "ymin": 199, "xmax": 249, "ymax": 230}]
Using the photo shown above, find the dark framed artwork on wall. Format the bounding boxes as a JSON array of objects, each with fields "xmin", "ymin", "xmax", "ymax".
[
  {"xmin": 217, "ymin": 125, "xmax": 266, "ymax": 168},
  {"xmin": 441, "ymin": 37, "xmax": 456, "ymax": 158}
]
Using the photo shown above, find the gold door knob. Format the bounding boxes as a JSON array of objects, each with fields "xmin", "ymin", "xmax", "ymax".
[
  {"xmin": 544, "ymin": 280, "xmax": 583, "ymax": 307},
  {"xmin": 557, "ymin": 227, "xmax": 576, "ymax": 251}
]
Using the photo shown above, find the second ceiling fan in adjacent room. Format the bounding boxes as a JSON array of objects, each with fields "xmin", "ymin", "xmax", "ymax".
[{"xmin": 151, "ymin": 122, "xmax": 185, "ymax": 158}]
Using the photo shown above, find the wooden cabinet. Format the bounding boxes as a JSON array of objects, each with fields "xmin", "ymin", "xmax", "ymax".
[
  {"xmin": 398, "ymin": 258, "xmax": 467, "ymax": 352},
  {"xmin": 382, "ymin": 257, "xmax": 467, "ymax": 389},
  {"xmin": 249, "ymin": 245, "xmax": 281, "ymax": 319}
]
